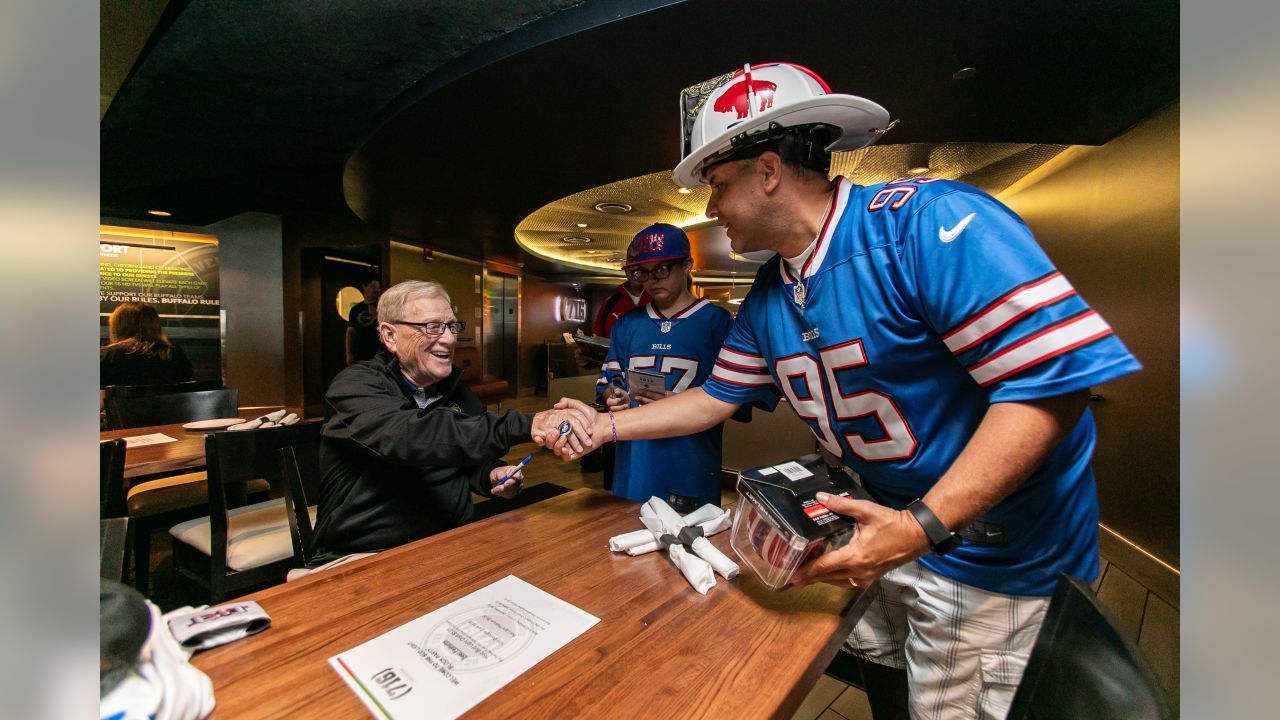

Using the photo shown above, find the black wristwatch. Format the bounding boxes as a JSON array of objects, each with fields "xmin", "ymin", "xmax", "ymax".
[{"xmin": 906, "ymin": 499, "xmax": 961, "ymax": 556}]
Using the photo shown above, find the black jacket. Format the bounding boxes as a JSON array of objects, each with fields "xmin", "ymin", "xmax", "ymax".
[{"xmin": 312, "ymin": 352, "xmax": 533, "ymax": 565}]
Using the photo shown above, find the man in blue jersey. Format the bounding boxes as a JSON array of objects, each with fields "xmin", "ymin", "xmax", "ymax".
[
  {"xmin": 597, "ymin": 223, "xmax": 735, "ymax": 512},
  {"xmin": 557, "ymin": 63, "xmax": 1142, "ymax": 719}
]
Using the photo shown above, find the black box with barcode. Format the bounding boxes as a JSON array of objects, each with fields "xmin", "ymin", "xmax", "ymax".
[{"xmin": 730, "ymin": 453, "xmax": 864, "ymax": 590}]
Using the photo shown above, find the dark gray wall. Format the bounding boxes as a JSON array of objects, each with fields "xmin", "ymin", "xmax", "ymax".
[{"xmin": 208, "ymin": 212, "xmax": 286, "ymax": 408}]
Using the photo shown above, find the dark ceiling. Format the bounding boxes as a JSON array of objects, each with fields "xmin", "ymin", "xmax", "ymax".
[{"xmin": 101, "ymin": 0, "xmax": 1178, "ymax": 275}]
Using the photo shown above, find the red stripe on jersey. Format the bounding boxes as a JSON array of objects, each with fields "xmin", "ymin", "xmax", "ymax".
[
  {"xmin": 944, "ymin": 273, "xmax": 1075, "ymax": 354},
  {"xmin": 968, "ymin": 311, "xmax": 1114, "ymax": 386}
]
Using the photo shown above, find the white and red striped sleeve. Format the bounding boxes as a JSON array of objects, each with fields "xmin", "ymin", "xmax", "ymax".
[{"xmin": 901, "ymin": 187, "xmax": 1140, "ymax": 400}]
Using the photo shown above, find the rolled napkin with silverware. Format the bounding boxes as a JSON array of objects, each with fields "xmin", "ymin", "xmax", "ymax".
[
  {"xmin": 667, "ymin": 544, "xmax": 716, "ymax": 594},
  {"xmin": 229, "ymin": 409, "xmax": 294, "ymax": 431}
]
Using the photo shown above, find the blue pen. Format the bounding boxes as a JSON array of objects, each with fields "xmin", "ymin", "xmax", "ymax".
[{"xmin": 497, "ymin": 455, "xmax": 532, "ymax": 490}]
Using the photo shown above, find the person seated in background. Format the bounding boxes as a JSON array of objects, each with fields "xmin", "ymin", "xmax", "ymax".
[
  {"xmin": 345, "ymin": 273, "xmax": 383, "ymax": 365},
  {"xmin": 597, "ymin": 224, "xmax": 737, "ymax": 513},
  {"xmin": 100, "ymin": 301, "xmax": 196, "ymax": 392},
  {"xmin": 313, "ymin": 279, "xmax": 596, "ymax": 566}
]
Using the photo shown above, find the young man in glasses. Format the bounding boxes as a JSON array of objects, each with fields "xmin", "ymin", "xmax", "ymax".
[
  {"xmin": 313, "ymin": 280, "xmax": 598, "ymax": 566},
  {"xmin": 595, "ymin": 224, "xmax": 737, "ymax": 512}
]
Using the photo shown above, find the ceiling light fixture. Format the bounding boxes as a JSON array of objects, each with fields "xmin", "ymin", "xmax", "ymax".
[
  {"xmin": 147, "ymin": 209, "xmax": 172, "ymax": 217},
  {"xmin": 593, "ymin": 202, "xmax": 633, "ymax": 214},
  {"xmin": 561, "ymin": 236, "xmax": 592, "ymax": 245},
  {"xmin": 576, "ymin": 222, "xmax": 588, "ymax": 228},
  {"xmin": 677, "ymin": 187, "xmax": 693, "ymax": 194},
  {"xmin": 908, "ymin": 166, "xmax": 930, "ymax": 175}
]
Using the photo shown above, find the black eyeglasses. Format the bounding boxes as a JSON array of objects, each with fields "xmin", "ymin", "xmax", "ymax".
[
  {"xmin": 392, "ymin": 320, "xmax": 466, "ymax": 336},
  {"xmin": 628, "ymin": 261, "xmax": 681, "ymax": 282}
]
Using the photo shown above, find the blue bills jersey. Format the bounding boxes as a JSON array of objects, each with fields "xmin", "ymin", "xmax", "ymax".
[
  {"xmin": 701, "ymin": 176, "xmax": 1142, "ymax": 596},
  {"xmin": 598, "ymin": 299, "xmax": 734, "ymax": 512}
]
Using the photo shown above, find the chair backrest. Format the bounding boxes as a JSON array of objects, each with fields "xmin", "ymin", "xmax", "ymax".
[
  {"xmin": 104, "ymin": 388, "xmax": 238, "ymax": 430},
  {"xmin": 203, "ymin": 421, "xmax": 323, "ymax": 584},
  {"xmin": 1006, "ymin": 574, "xmax": 1173, "ymax": 720},
  {"xmin": 99, "ymin": 439, "xmax": 128, "ymax": 519},
  {"xmin": 103, "ymin": 380, "xmax": 224, "ymax": 402},
  {"xmin": 278, "ymin": 444, "xmax": 319, "ymax": 568},
  {"xmin": 454, "ymin": 345, "xmax": 483, "ymax": 384}
]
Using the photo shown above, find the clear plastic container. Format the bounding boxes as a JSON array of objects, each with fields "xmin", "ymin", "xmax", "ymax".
[
  {"xmin": 729, "ymin": 454, "xmax": 858, "ymax": 591},
  {"xmin": 730, "ymin": 498, "xmax": 829, "ymax": 591}
]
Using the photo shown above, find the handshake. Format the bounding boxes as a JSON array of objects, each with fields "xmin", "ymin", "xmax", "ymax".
[{"xmin": 530, "ymin": 398, "xmax": 606, "ymax": 460}]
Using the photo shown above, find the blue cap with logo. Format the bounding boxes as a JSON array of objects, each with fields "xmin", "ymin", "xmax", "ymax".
[{"xmin": 622, "ymin": 223, "xmax": 691, "ymax": 269}]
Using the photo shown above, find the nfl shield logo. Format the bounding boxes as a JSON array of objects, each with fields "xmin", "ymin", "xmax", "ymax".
[
  {"xmin": 660, "ymin": 321, "xmax": 672, "ymax": 334},
  {"xmin": 793, "ymin": 282, "xmax": 806, "ymax": 307}
]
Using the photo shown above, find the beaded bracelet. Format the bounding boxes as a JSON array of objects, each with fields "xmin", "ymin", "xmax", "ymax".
[{"xmin": 608, "ymin": 408, "xmax": 618, "ymax": 443}]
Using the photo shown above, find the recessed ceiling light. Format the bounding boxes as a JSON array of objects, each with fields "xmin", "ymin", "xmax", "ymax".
[
  {"xmin": 908, "ymin": 166, "xmax": 930, "ymax": 175},
  {"xmin": 584, "ymin": 250, "xmax": 598, "ymax": 254},
  {"xmin": 729, "ymin": 298, "xmax": 744, "ymax": 305},
  {"xmin": 576, "ymin": 222, "xmax": 588, "ymax": 228},
  {"xmin": 593, "ymin": 202, "xmax": 633, "ymax": 214},
  {"xmin": 561, "ymin": 236, "xmax": 592, "ymax": 245},
  {"xmin": 952, "ymin": 67, "xmax": 977, "ymax": 80},
  {"xmin": 147, "ymin": 209, "xmax": 172, "ymax": 217},
  {"xmin": 677, "ymin": 187, "xmax": 693, "ymax": 194}
]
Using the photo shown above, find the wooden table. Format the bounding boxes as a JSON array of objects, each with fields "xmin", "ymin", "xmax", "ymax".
[
  {"xmin": 100, "ymin": 422, "xmax": 213, "ymax": 480},
  {"xmin": 191, "ymin": 489, "xmax": 870, "ymax": 719},
  {"xmin": 100, "ymin": 409, "xmax": 310, "ymax": 480}
]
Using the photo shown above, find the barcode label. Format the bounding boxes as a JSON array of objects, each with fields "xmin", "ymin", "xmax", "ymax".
[{"xmin": 773, "ymin": 461, "xmax": 813, "ymax": 481}]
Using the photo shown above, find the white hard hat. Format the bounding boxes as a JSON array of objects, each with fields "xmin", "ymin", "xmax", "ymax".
[{"xmin": 673, "ymin": 62, "xmax": 892, "ymax": 187}]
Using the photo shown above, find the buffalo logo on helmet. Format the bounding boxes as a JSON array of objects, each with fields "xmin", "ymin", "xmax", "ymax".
[{"xmin": 713, "ymin": 77, "xmax": 778, "ymax": 120}]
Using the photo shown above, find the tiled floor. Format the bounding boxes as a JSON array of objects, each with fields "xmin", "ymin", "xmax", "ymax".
[{"xmin": 790, "ymin": 674, "xmax": 873, "ymax": 720}]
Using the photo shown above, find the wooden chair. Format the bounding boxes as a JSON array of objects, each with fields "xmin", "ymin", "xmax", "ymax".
[
  {"xmin": 169, "ymin": 421, "xmax": 322, "ymax": 603},
  {"xmin": 278, "ymin": 445, "xmax": 318, "ymax": 570},
  {"xmin": 454, "ymin": 346, "xmax": 509, "ymax": 407},
  {"xmin": 278, "ymin": 445, "xmax": 374, "ymax": 582},
  {"xmin": 100, "ymin": 439, "xmax": 131, "ymax": 583},
  {"xmin": 100, "ymin": 439, "xmax": 128, "ymax": 519},
  {"xmin": 103, "ymin": 388, "xmax": 238, "ymax": 430},
  {"xmin": 103, "ymin": 380, "xmax": 224, "ymax": 402},
  {"xmin": 1006, "ymin": 574, "xmax": 1173, "ymax": 719}
]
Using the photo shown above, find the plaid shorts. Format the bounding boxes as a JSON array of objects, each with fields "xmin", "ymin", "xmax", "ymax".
[{"xmin": 845, "ymin": 562, "xmax": 1049, "ymax": 720}]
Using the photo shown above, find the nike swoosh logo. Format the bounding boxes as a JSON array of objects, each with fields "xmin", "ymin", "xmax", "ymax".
[{"xmin": 939, "ymin": 213, "xmax": 977, "ymax": 243}]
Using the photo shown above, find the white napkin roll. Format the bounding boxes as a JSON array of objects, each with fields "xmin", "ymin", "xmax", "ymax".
[
  {"xmin": 691, "ymin": 536, "xmax": 739, "ymax": 579},
  {"xmin": 609, "ymin": 529, "xmax": 656, "ymax": 552},
  {"xmin": 262, "ymin": 409, "xmax": 287, "ymax": 423},
  {"xmin": 228, "ymin": 419, "xmax": 262, "ymax": 431},
  {"xmin": 698, "ymin": 508, "xmax": 733, "ymax": 537},
  {"xmin": 645, "ymin": 497, "xmax": 687, "ymax": 534},
  {"xmin": 639, "ymin": 503, "xmax": 657, "ymax": 520},
  {"xmin": 682, "ymin": 503, "xmax": 724, "ymax": 527},
  {"xmin": 279, "ymin": 413, "xmax": 299, "ymax": 426},
  {"xmin": 626, "ymin": 541, "xmax": 661, "ymax": 556},
  {"xmin": 668, "ymin": 544, "xmax": 716, "ymax": 594}
]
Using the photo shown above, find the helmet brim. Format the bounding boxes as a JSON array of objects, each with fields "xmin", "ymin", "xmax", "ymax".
[{"xmin": 672, "ymin": 94, "xmax": 891, "ymax": 188}]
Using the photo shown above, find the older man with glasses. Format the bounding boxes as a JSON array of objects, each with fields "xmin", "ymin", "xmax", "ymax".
[{"xmin": 312, "ymin": 279, "xmax": 596, "ymax": 566}]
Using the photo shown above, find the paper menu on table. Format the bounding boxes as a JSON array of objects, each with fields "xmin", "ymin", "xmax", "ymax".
[
  {"xmin": 121, "ymin": 433, "xmax": 177, "ymax": 447},
  {"xmin": 329, "ymin": 575, "xmax": 599, "ymax": 720}
]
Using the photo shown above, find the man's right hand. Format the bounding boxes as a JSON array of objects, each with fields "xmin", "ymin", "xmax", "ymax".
[{"xmin": 531, "ymin": 398, "xmax": 597, "ymax": 457}]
